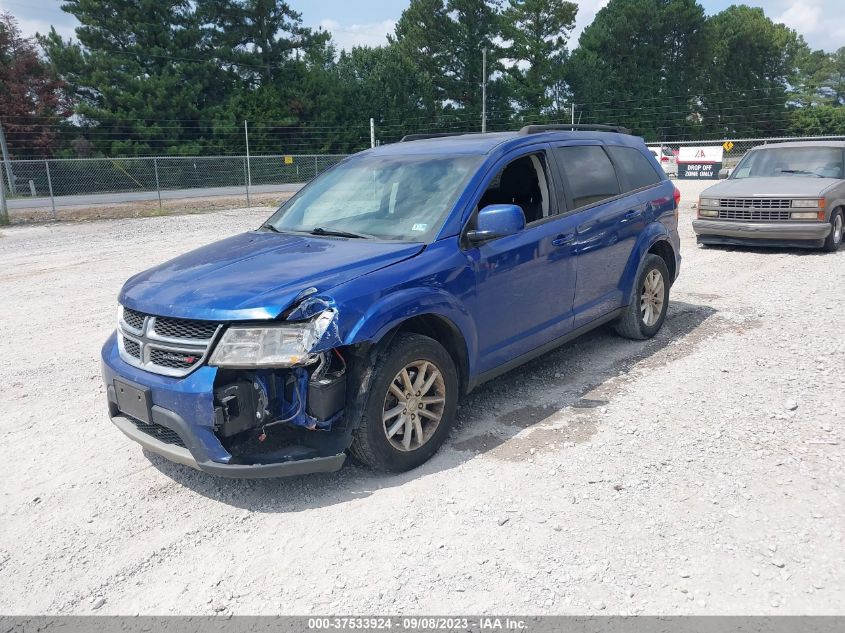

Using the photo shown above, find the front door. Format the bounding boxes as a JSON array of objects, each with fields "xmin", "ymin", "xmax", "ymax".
[{"xmin": 463, "ymin": 149, "xmax": 578, "ymax": 374}]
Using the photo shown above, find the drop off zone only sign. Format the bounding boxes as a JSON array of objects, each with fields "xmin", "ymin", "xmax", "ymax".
[{"xmin": 678, "ymin": 146, "xmax": 724, "ymax": 179}]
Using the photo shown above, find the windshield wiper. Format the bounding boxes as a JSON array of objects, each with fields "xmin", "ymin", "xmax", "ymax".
[
  {"xmin": 309, "ymin": 227, "xmax": 370, "ymax": 239},
  {"xmin": 260, "ymin": 223, "xmax": 283, "ymax": 233},
  {"xmin": 778, "ymin": 169, "xmax": 823, "ymax": 178}
]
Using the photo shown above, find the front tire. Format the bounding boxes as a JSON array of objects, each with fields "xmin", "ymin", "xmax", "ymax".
[
  {"xmin": 614, "ymin": 254, "xmax": 670, "ymax": 340},
  {"xmin": 822, "ymin": 208, "xmax": 843, "ymax": 252},
  {"xmin": 350, "ymin": 333, "xmax": 458, "ymax": 472}
]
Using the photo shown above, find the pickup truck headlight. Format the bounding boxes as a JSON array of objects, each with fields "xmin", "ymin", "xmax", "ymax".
[
  {"xmin": 209, "ymin": 311, "xmax": 335, "ymax": 368},
  {"xmin": 698, "ymin": 209, "xmax": 718, "ymax": 218},
  {"xmin": 699, "ymin": 198, "xmax": 719, "ymax": 207},
  {"xmin": 791, "ymin": 199, "xmax": 819, "ymax": 208}
]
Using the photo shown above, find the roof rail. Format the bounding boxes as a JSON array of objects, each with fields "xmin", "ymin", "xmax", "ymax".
[
  {"xmin": 399, "ymin": 132, "xmax": 480, "ymax": 142},
  {"xmin": 519, "ymin": 123, "xmax": 632, "ymax": 135}
]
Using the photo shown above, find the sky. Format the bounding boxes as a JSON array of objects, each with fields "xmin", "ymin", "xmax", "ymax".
[{"xmin": 0, "ymin": 0, "xmax": 843, "ymax": 53}]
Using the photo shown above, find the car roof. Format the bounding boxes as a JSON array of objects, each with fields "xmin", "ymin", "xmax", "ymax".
[
  {"xmin": 749, "ymin": 141, "xmax": 845, "ymax": 150},
  {"xmin": 362, "ymin": 130, "xmax": 646, "ymax": 157}
]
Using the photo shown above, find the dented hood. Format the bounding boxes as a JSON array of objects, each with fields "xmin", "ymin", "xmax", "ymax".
[{"xmin": 119, "ymin": 231, "xmax": 424, "ymax": 321}]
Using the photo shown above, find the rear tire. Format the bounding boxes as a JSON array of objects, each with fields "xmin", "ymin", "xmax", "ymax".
[
  {"xmin": 614, "ymin": 254, "xmax": 670, "ymax": 340},
  {"xmin": 349, "ymin": 333, "xmax": 458, "ymax": 472},
  {"xmin": 822, "ymin": 208, "xmax": 843, "ymax": 252}
]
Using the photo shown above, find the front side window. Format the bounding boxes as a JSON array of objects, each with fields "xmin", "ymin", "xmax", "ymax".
[
  {"xmin": 265, "ymin": 154, "xmax": 482, "ymax": 241},
  {"xmin": 608, "ymin": 146, "xmax": 662, "ymax": 191},
  {"xmin": 477, "ymin": 153, "xmax": 552, "ymax": 224},
  {"xmin": 732, "ymin": 147, "xmax": 844, "ymax": 179},
  {"xmin": 553, "ymin": 145, "xmax": 620, "ymax": 209}
]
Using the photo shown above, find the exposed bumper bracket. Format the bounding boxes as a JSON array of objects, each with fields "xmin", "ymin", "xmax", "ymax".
[{"xmin": 109, "ymin": 411, "xmax": 346, "ymax": 479}]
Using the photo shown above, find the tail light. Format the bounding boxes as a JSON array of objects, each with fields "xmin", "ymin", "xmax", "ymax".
[
  {"xmin": 661, "ymin": 156, "xmax": 670, "ymax": 163},
  {"xmin": 673, "ymin": 186, "xmax": 681, "ymax": 207}
]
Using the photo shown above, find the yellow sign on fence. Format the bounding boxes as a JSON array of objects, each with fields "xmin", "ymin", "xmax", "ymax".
[
  {"xmin": 722, "ymin": 141, "xmax": 734, "ymax": 152},
  {"xmin": 283, "ymin": 156, "xmax": 294, "ymax": 165}
]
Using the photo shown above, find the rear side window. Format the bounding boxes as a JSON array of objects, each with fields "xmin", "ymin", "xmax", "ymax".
[
  {"xmin": 553, "ymin": 146, "xmax": 620, "ymax": 209},
  {"xmin": 608, "ymin": 146, "xmax": 662, "ymax": 191}
]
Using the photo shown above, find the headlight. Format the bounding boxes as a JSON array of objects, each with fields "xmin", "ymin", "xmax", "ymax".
[
  {"xmin": 791, "ymin": 211, "xmax": 819, "ymax": 220},
  {"xmin": 209, "ymin": 311, "xmax": 335, "ymax": 368},
  {"xmin": 699, "ymin": 198, "xmax": 719, "ymax": 207},
  {"xmin": 791, "ymin": 199, "xmax": 819, "ymax": 208},
  {"xmin": 698, "ymin": 209, "xmax": 718, "ymax": 218}
]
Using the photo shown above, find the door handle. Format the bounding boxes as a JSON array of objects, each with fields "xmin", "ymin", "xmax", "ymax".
[
  {"xmin": 623, "ymin": 209, "xmax": 644, "ymax": 221},
  {"xmin": 552, "ymin": 233, "xmax": 575, "ymax": 247}
]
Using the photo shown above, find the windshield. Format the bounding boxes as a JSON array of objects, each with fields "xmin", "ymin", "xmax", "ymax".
[
  {"xmin": 732, "ymin": 147, "xmax": 844, "ymax": 179},
  {"xmin": 264, "ymin": 154, "xmax": 482, "ymax": 241}
]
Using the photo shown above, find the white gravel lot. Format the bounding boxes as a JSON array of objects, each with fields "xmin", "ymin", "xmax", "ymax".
[{"xmin": 0, "ymin": 181, "xmax": 843, "ymax": 615}]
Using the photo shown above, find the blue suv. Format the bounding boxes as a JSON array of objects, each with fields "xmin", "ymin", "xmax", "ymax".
[{"xmin": 102, "ymin": 125, "xmax": 681, "ymax": 477}]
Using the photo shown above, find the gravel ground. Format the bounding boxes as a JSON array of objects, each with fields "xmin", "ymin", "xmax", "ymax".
[{"xmin": 0, "ymin": 181, "xmax": 842, "ymax": 615}]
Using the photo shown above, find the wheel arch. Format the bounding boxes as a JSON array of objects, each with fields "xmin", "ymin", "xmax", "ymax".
[
  {"xmin": 647, "ymin": 238, "xmax": 677, "ymax": 286},
  {"xmin": 620, "ymin": 223, "xmax": 675, "ymax": 305},
  {"xmin": 342, "ymin": 288, "xmax": 478, "ymax": 394}
]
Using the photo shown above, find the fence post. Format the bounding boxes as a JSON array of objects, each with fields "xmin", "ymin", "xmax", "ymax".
[
  {"xmin": 45, "ymin": 160, "xmax": 57, "ymax": 218},
  {"xmin": 153, "ymin": 157, "xmax": 162, "ymax": 209},
  {"xmin": 243, "ymin": 157, "xmax": 251, "ymax": 207},
  {"xmin": 0, "ymin": 159, "xmax": 7, "ymax": 226}
]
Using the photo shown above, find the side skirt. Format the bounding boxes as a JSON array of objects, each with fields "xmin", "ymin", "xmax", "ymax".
[{"xmin": 468, "ymin": 308, "xmax": 625, "ymax": 392}]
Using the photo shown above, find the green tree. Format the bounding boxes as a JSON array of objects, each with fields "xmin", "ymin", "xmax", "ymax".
[
  {"xmin": 793, "ymin": 47, "xmax": 845, "ymax": 108},
  {"xmin": 500, "ymin": 0, "xmax": 578, "ymax": 118},
  {"xmin": 393, "ymin": 0, "xmax": 504, "ymax": 130},
  {"xmin": 40, "ymin": 0, "xmax": 219, "ymax": 156},
  {"xmin": 790, "ymin": 105, "xmax": 845, "ymax": 136},
  {"xmin": 698, "ymin": 5, "xmax": 806, "ymax": 137},
  {"xmin": 567, "ymin": 0, "xmax": 706, "ymax": 140},
  {"xmin": 332, "ymin": 45, "xmax": 437, "ymax": 145}
]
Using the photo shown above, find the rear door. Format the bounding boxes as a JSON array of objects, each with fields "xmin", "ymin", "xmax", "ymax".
[{"xmin": 551, "ymin": 143, "xmax": 649, "ymax": 328}]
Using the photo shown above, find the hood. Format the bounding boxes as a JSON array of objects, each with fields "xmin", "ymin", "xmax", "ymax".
[
  {"xmin": 119, "ymin": 231, "xmax": 424, "ymax": 321},
  {"xmin": 702, "ymin": 177, "xmax": 840, "ymax": 198}
]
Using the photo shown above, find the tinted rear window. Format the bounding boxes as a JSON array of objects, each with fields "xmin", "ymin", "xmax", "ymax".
[
  {"xmin": 554, "ymin": 146, "xmax": 620, "ymax": 208},
  {"xmin": 608, "ymin": 146, "xmax": 662, "ymax": 191}
]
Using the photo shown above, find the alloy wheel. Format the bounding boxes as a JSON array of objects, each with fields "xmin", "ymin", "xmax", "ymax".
[
  {"xmin": 640, "ymin": 269, "xmax": 665, "ymax": 327},
  {"xmin": 382, "ymin": 360, "xmax": 446, "ymax": 452}
]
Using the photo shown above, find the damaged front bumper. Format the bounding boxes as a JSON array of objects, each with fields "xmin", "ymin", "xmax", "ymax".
[{"xmin": 101, "ymin": 330, "xmax": 351, "ymax": 478}]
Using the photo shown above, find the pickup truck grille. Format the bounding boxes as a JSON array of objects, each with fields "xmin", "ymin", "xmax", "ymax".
[
  {"xmin": 718, "ymin": 209, "xmax": 792, "ymax": 221},
  {"xmin": 118, "ymin": 306, "xmax": 221, "ymax": 377},
  {"xmin": 719, "ymin": 198, "xmax": 792, "ymax": 209}
]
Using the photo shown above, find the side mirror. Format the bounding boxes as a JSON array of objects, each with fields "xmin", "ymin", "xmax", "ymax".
[
  {"xmin": 466, "ymin": 204, "xmax": 526, "ymax": 244},
  {"xmin": 718, "ymin": 168, "xmax": 733, "ymax": 180}
]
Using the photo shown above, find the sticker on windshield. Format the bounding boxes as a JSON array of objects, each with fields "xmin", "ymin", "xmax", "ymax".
[{"xmin": 412, "ymin": 223, "xmax": 428, "ymax": 232}]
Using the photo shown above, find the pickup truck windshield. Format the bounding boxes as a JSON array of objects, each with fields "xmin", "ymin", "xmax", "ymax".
[
  {"xmin": 265, "ymin": 154, "xmax": 482, "ymax": 241},
  {"xmin": 732, "ymin": 147, "xmax": 844, "ymax": 179}
]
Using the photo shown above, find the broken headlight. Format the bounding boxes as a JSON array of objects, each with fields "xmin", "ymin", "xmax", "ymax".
[{"xmin": 209, "ymin": 311, "xmax": 335, "ymax": 368}]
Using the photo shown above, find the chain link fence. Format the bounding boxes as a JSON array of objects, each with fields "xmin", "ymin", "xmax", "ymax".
[
  {"xmin": 2, "ymin": 135, "xmax": 845, "ymax": 222},
  {"xmin": 0, "ymin": 154, "xmax": 347, "ymax": 221}
]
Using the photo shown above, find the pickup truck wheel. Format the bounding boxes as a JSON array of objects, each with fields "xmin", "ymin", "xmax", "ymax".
[
  {"xmin": 614, "ymin": 254, "xmax": 670, "ymax": 340},
  {"xmin": 822, "ymin": 208, "xmax": 843, "ymax": 252},
  {"xmin": 350, "ymin": 333, "xmax": 458, "ymax": 472}
]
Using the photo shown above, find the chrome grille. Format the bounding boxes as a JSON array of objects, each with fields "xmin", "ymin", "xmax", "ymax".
[
  {"xmin": 118, "ymin": 306, "xmax": 221, "ymax": 377},
  {"xmin": 719, "ymin": 198, "xmax": 792, "ymax": 209},
  {"xmin": 718, "ymin": 209, "xmax": 792, "ymax": 221}
]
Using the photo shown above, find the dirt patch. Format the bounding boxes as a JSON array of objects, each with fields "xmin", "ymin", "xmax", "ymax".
[{"xmin": 7, "ymin": 192, "xmax": 293, "ymax": 224}]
